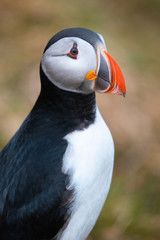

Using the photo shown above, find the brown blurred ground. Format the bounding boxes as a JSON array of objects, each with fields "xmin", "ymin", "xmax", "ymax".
[{"xmin": 0, "ymin": 0, "xmax": 160, "ymax": 239}]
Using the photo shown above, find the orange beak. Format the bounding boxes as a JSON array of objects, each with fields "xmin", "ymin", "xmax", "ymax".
[{"xmin": 86, "ymin": 45, "xmax": 126, "ymax": 97}]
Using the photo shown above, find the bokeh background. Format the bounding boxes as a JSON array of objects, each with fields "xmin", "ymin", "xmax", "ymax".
[{"xmin": 0, "ymin": 0, "xmax": 160, "ymax": 239}]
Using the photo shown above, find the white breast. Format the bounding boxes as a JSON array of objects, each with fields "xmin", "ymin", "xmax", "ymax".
[{"xmin": 60, "ymin": 108, "xmax": 114, "ymax": 240}]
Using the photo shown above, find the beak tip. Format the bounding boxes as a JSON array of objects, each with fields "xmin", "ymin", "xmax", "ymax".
[{"xmin": 104, "ymin": 51, "xmax": 126, "ymax": 98}]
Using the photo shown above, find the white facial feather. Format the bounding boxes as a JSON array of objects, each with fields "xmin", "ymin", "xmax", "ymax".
[{"xmin": 41, "ymin": 37, "xmax": 97, "ymax": 93}]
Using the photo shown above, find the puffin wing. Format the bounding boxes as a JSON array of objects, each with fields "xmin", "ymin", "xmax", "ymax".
[{"xmin": 0, "ymin": 132, "xmax": 73, "ymax": 240}]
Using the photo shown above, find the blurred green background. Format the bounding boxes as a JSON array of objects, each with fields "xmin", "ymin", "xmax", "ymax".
[{"xmin": 0, "ymin": 0, "xmax": 160, "ymax": 239}]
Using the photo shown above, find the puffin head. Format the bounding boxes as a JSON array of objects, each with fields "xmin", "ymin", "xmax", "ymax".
[{"xmin": 41, "ymin": 28, "xmax": 126, "ymax": 96}]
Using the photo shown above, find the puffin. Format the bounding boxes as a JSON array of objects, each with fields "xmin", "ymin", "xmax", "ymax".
[{"xmin": 0, "ymin": 28, "xmax": 126, "ymax": 240}]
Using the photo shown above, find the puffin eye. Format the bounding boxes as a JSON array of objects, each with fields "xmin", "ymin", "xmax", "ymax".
[{"xmin": 67, "ymin": 43, "xmax": 78, "ymax": 59}]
